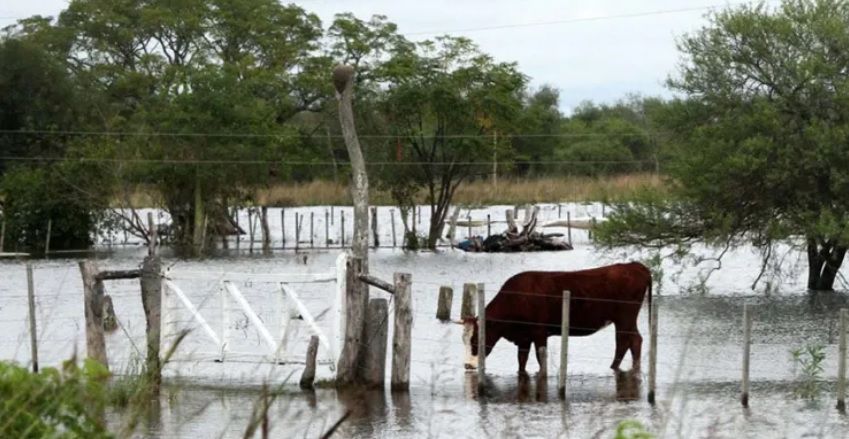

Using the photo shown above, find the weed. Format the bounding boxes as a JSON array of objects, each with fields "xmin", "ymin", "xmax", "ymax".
[{"xmin": 790, "ymin": 344, "xmax": 826, "ymax": 400}]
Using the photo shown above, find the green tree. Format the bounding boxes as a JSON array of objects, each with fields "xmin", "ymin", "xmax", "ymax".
[
  {"xmin": 596, "ymin": 0, "xmax": 849, "ymax": 291},
  {"xmin": 378, "ymin": 36, "xmax": 527, "ymax": 248}
]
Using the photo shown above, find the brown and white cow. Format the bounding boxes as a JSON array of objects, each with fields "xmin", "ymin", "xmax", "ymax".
[{"xmin": 465, "ymin": 262, "xmax": 652, "ymax": 373}]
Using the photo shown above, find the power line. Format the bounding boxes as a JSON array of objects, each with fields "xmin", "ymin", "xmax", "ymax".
[
  {"xmin": 404, "ymin": 2, "xmax": 773, "ymax": 36},
  {"xmin": 0, "ymin": 156, "xmax": 656, "ymax": 166},
  {"xmin": 0, "ymin": 129, "xmax": 664, "ymax": 139}
]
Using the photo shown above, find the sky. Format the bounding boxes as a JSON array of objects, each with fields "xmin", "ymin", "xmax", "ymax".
[{"xmin": 0, "ymin": 0, "xmax": 762, "ymax": 113}]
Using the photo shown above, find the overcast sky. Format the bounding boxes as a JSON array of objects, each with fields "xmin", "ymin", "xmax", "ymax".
[{"xmin": 0, "ymin": 1, "xmax": 762, "ymax": 113}]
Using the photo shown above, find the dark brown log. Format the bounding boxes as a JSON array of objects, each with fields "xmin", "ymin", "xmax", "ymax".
[{"xmin": 96, "ymin": 269, "xmax": 141, "ymax": 281}]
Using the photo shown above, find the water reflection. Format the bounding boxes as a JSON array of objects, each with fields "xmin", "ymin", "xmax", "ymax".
[{"xmin": 615, "ymin": 369, "xmax": 641, "ymax": 401}]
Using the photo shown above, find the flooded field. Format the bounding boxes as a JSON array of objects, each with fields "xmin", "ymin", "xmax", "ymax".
[{"xmin": 2, "ymin": 204, "xmax": 849, "ymax": 438}]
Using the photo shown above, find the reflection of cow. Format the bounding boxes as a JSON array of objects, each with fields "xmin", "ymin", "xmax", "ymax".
[{"xmin": 467, "ymin": 262, "xmax": 652, "ymax": 373}]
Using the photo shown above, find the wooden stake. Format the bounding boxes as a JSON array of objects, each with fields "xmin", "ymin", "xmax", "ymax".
[
  {"xmin": 0, "ymin": 217, "xmax": 6, "ymax": 252},
  {"xmin": 477, "ymin": 283, "xmax": 486, "ymax": 390},
  {"xmin": 486, "ymin": 214, "xmax": 491, "ymax": 238},
  {"xmin": 300, "ymin": 336, "xmax": 319, "ymax": 390},
  {"xmin": 295, "ymin": 213, "xmax": 301, "ymax": 251},
  {"xmin": 558, "ymin": 290, "xmax": 570, "ymax": 398},
  {"xmin": 391, "ymin": 209, "xmax": 397, "ymax": 248},
  {"xmin": 260, "ymin": 206, "xmax": 271, "ymax": 254},
  {"xmin": 235, "ymin": 209, "xmax": 241, "ymax": 249},
  {"xmin": 141, "ymin": 255, "xmax": 162, "ymax": 388},
  {"xmin": 371, "ymin": 207, "xmax": 379, "ymax": 248},
  {"xmin": 44, "ymin": 219, "xmax": 52, "ymax": 256},
  {"xmin": 467, "ymin": 215, "xmax": 472, "ymax": 239},
  {"xmin": 80, "ymin": 260, "xmax": 108, "ymax": 370},
  {"xmin": 838, "ymin": 308, "xmax": 847, "ymax": 411},
  {"xmin": 325, "ymin": 210, "xmax": 330, "ymax": 248},
  {"xmin": 461, "ymin": 283, "xmax": 476, "ymax": 319},
  {"xmin": 741, "ymin": 304, "xmax": 752, "ymax": 407},
  {"xmin": 364, "ymin": 298, "xmax": 389, "ymax": 388},
  {"xmin": 648, "ymin": 300, "xmax": 658, "ymax": 405},
  {"xmin": 558, "ymin": 204, "xmax": 562, "ymax": 219},
  {"xmin": 436, "ymin": 286, "xmax": 453, "ymax": 322},
  {"xmin": 27, "ymin": 264, "xmax": 38, "ymax": 372},
  {"xmin": 341, "ymin": 211, "xmax": 346, "ymax": 247},
  {"xmin": 281, "ymin": 208, "xmax": 286, "ymax": 248},
  {"xmin": 566, "ymin": 211, "xmax": 572, "ymax": 246},
  {"xmin": 336, "ymin": 257, "xmax": 366, "ymax": 386},
  {"xmin": 392, "ymin": 272, "xmax": 412, "ymax": 390},
  {"xmin": 248, "ymin": 208, "xmax": 255, "ymax": 252},
  {"xmin": 310, "ymin": 212, "xmax": 315, "ymax": 248}
]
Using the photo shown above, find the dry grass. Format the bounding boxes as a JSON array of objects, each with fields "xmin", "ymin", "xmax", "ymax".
[
  {"xmin": 258, "ymin": 173, "xmax": 666, "ymax": 206},
  {"xmin": 117, "ymin": 174, "xmax": 667, "ymax": 208}
]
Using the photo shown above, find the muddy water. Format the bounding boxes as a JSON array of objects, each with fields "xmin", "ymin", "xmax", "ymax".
[{"xmin": 2, "ymin": 204, "xmax": 849, "ymax": 437}]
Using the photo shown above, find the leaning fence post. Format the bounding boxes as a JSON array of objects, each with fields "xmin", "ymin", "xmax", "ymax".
[
  {"xmin": 741, "ymin": 303, "xmax": 752, "ymax": 407},
  {"xmin": 477, "ymin": 282, "xmax": 486, "ymax": 391},
  {"xmin": 648, "ymin": 300, "xmax": 658, "ymax": 405},
  {"xmin": 27, "ymin": 264, "xmax": 38, "ymax": 373},
  {"xmin": 364, "ymin": 298, "xmax": 389, "ymax": 388},
  {"xmin": 392, "ymin": 272, "xmax": 412, "ymax": 390},
  {"xmin": 838, "ymin": 308, "xmax": 847, "ymax": 411},
  {"xmin": 558, "ymin": 290, "xmax": 570, "ymax": 398},
  {"xmin": 80, "ymin": 260, "xmax": 108, "ymax": 370},
  {"xmin": 436, "ymin": 286, "xmax": 453, "ymax": 322},
  {"xmin": 140, "ymin": 255, "xmax": 162, "ymax": 387}
]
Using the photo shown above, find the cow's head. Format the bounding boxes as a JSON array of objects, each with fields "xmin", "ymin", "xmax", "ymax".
[{"xmin": 456, "ymin": 317, "xmax": 479, "ymax": 369}]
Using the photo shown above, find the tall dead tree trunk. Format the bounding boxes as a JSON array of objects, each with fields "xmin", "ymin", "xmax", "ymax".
[
  {"xmin": 807, "ymin": 237, "xmax": 847, "ymax": 291},
  {"xmin": 334, "ymin": 64, "xmax": 369, "ymax": 269}
]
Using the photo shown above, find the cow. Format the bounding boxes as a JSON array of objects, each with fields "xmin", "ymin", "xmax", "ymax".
[{"xmin": 465, "ymin": 262, "xmax": 652, "ymax": 373}]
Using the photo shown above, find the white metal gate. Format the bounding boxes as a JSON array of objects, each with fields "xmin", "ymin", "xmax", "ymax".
[{"xmin": 160, "ymin": 253, "xmax": 347, "ymax": 374}]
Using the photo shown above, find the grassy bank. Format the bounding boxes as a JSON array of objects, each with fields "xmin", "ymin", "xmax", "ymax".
[
  {"xmin": 119, "ymin": 174, "xmax": 666, "ymax": 208},
  {"xmin": 257, "ymin": 173, "xmax": 666, "ymax": 206}
]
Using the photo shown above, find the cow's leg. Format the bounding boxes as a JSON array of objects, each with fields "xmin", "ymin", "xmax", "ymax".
[
  {"xmin": 629, "ymin": 332, "xmax": 643, "ymax": 370},
  {"xmin": 610, "ymin": 328, "xmax": 630, "ymax": 370},
  {"xmin": 533, "ymin": 335, "xmax": 548, "ymax": 376},
  {"xmin": 517, "ymin": 340, "xmax": 531, "ymax": 375}
]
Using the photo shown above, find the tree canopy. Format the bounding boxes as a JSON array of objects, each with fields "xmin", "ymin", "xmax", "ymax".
[{"xmin": 596, "ymin": 0, "xmax": 849, "ymax": 291}]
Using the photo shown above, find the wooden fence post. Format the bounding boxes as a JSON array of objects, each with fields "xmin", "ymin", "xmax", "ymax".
[
  {"xmin": 235, "ymin": 209, "xmax": 241, "ymax": 249},
  {"xmin": 80, "ymin": 261, "xmax": 108, "ymax": 370},
  {"xmin": 648, "ymin": 300, "xmax": 658, "ymax": 405},
  {"xmin": 391, "ymin": 209, "xmax": 397, "ymax": 248},
  {"xmin": 281, "ymin": 208, "xmax": 286, "ymax": 248},
  {"xmin": 341, "ymin": 211, "xmax": 346, "ymax": 247},
  {"xmin": 336, "ymin": 257, "xmax": 366, "ymax": 386},
  {"xmin": 260, "ymin": 206, "xmax": 271, "ymax": 254},
  {"xmin": 838, "ymin": 308, "xmax": 847, "ymax": 411},
  {"xmin": 44, "ymin": 219, "xmax": 52, "ymax": 256},
  {"xmin": 447, "ymin": 206, "xmax": 461, "ymax": 248},
  {"xmin": 467, "ymin": 215, "xmax": 472, "ymax": 239},
  {"xmin": 27, "ymin": 264, "xmax": 38, "ymax": 373},
  {"xmin": 558, "ymin": 290, "xmax": 570, "ymax": 398},
  {"xmin": 486, "ymin": 214, "xmax": 491, "ymax": 238},
  {"xmin": 371, "ymin": 207, "xmax": 379, "ymax": 248},
  {"xmin": 392, "ymin": 272, "xmax": 412, "ymax": 390},
  {"xmin": 741, "ymin": 304, "xmax": 752, "ymax": 407},
  {"xmin": 310, "ymin": 212, "xmax": 315, "ymax": 248},
  {"xmin": 558, "ymin": 204, "xmax": 562, "ymax": 219},
  {"xmin": 0, "ymin": 217, "xmax": 6, "ymax": 252},
  {"xmin": 300, "ymin": 336, "xmax": 319, "ymax": 390},
  {"xmin": 436, "ymin": 286, "xmax": 453, "ymax": 322},
  {"xmin": 566, "ymin": 211, "xmax": 572, "ymax": 246},
  {"xmin": 477, "ymin": 283, "xmax": 486, "ymax": 391},
  {"xmin": 147, "ymin": 212, "xmax": 157, "ymax": 257},
  {"xmin": 140, "ymin": 255, "xmax": 163, "ymax": 388},
  {"xmin": 364, "ymin": 298, "xmax": 389, "ymax": 388},
  {"xmin": 461, "ymin": 284, "xmax": 476, "ymax": 320},
  {"xmin": 295, "ymin": 213, "xmax": 301, "ymax": 251},
  {"xmin": 325, "ymin": 210, "xmax": 330, "ymax": 248},
  {"xmin": 248, "ymin": 208, "xmax": 255, "ymax": 252}
]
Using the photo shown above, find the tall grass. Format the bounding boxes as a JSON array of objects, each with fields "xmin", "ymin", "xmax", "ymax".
[{"xmin": 256, "ymin": 173, "xmax": 666, "ymax": 207}]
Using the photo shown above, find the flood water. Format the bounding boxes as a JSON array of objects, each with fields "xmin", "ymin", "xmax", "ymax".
[{"xmin": 2, "ymin": 204, "xmax": 849, "ymax": 438}]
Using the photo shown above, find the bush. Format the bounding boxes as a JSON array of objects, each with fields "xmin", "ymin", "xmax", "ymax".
[
  {"xmin": 0, "ymin": 164, "xmax": 104, "ymax": 254},
  {"xmin": 0, "ymin": 359, "xmax": 112, "ymax": 438}
]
